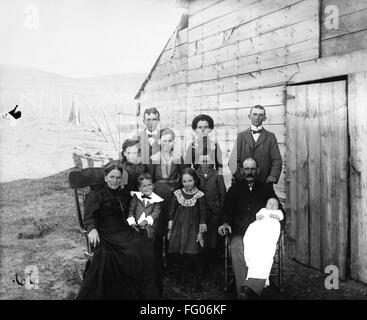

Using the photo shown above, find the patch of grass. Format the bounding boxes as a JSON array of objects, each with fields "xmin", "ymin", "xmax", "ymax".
[
  {"xmin": 17, "ymin": 217, "xmax": 55, "ymax": 239},
  {"xmin": 0, "ymin": 169, "xmax": 71, "ymax": 206}
]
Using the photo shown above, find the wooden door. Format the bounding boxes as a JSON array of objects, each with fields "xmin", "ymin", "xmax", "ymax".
[
  {"xmin": 286, "ymin": 80, "xmax": 348, "ymax": 279},
  {"xmin": 349, "ymin": 71, "xmax": 367, "ymax": 283}
]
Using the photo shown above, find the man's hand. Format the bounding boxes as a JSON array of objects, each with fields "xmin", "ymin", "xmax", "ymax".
[
  {"xmin": 266, "ymin": 176, "xmax": 277, "ymax": 183},
  {"xmin": 218, "ymin": 223, "xmax": 232, "ymax": 236},
  {"xmin": 256, "ymin": 214, "xmax": 265, "ymax": 220},
  {"xmin": 138, "ymin": 220, "xmax": 148, "ymax": 228},
  {"xmin": 88, "ymin": 229, "xmax": 100, "ymax": 247},
  {"xmin": 269, "ymin": 213, "xmax": 280, "ymax": 221}
]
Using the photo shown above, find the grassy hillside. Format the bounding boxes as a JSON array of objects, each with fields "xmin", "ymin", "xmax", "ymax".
[{"xmin": 0, "ymin": 65, "xmax": 146, "ymax": 121}]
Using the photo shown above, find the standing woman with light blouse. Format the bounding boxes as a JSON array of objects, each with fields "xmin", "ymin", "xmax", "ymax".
[{"xmin": 147, "ymin": 128, "xmax": 188, "ymax": 270}]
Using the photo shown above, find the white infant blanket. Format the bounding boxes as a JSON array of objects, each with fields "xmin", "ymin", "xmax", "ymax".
[{"xmin": 243, "ymin": 208, "xmax": 283, "ymax": 286}]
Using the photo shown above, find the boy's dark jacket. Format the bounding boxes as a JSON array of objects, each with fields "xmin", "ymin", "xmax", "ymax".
[{"xmin": 127, "ymin": 192, "xmax": 163, "ymax": 233}]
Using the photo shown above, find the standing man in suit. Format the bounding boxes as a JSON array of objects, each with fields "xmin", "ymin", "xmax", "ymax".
[
  {"xmin": 228, "ymin": 105, "xmax": 282, "ymax": 184},
  {"xmin": 218, "ymin": 158, "xmax": 285, "ymax": 299},
  {"xmin": 136, "ymin": 107, "xmax": 161, "ymax": 165}
]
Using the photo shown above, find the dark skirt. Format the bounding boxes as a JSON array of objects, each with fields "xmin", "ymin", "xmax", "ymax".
[
  {"xmin": 76, "ymin": 230, "xmax": 160, "ymax": 300},
  {"xmin": 168, "ymin": 205, "xmax": 201, "ymax": 255}
]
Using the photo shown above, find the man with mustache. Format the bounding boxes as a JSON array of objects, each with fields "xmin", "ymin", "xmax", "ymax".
[{"xmin": 218, "ymin": 158, "xmax": 285, "ymax": 299}]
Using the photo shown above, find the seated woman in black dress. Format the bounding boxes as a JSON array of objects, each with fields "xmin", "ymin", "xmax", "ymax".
[{"xmin": 76, "ymin": 161, "xmax": 160, "ymax": 300}]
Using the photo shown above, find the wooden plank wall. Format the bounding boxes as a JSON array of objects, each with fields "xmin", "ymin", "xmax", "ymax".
[
  {"xmin": 321, "ymin": 0, "xmax": 367, "ymax": 56},
  {"xmin": 138, "ymin": 28, "xmax": 189, "ymax": 156},
  {"xmin": 135, "ymin": 0, "xmax": 367, "ymax": 282},
  {"xmin": 185, "ymin": 0, "xmax": 319, "ymax": 197},
  {"xmin": 349, "ymin": 71, "xmax": 367, "ymax": 284}
]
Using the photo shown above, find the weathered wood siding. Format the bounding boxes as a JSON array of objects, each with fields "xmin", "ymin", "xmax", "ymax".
[
  {"xmin": 137, "ymin": 0, "xmax": 367, "ymax": 192},
  {"xmin": 137, "ymin": 28, "xmax": 189, "ymax": 156},
  {"xmin": 321, "ymin": 0, "xmax": 367, "ymax": 56},
  {"xmin": 135, "ymin": 0, "xmax": 367, "ymax": 284},
  {"xmin": 286, "ymin": 81, "xmax": 348, "ymax": 279},
  {"xmin": 138, "ymin": 28, "xmax": 188, "ymax": 131},
  {"xmin": 349, "ymin": 71, "xmax": 367, "ymax": 283},
  {"xmin": 185, "ymin": 0, "xmax": 319, "ymax": 197}
]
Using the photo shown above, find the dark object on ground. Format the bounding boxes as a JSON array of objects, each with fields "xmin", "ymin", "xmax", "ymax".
[{"xmin": 17, "ymin": 217, "xmax": 54, "ymax": 239}]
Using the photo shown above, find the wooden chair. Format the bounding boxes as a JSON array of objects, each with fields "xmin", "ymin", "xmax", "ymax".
[
  {"xmin": 68, "ymin": 167, "xmax": 105, "ymax": 280},
  {"xmin": 224, "ymin": 229, "xmax": 285, "ymax": 293},
  {"xmin": 269, "ymin": 229, "xmax": 285, "ymax": 292}
]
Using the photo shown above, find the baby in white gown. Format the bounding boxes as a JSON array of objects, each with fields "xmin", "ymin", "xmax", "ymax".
[{"xmin": 243, "ymin": 198, "xmax": 284, "ymax": 286}]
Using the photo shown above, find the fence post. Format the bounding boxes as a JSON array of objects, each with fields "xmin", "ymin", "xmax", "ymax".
[
  {"xmin": 69, "ymin": 93, "xmax": 80, "ymax": 125},
  {"xmin": 59, "ymin": 89, "xmax": 63, "ymax": 121}
]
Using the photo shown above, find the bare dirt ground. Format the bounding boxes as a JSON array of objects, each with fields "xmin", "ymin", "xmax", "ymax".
[{"xmin": 1, "ymin": 119, "xmax": 367, "ymax": 300}]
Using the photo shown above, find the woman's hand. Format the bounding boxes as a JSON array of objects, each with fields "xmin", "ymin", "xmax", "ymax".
[
  {"xmin": 197, "ymin": 232, "xmax": 205, "ymax": 248},
  {"xmin": 266, "ymin": 175, "xmax": 277, "ymax": 183},
  {"xmin": 88, "ymin": 229, "xmax": 100, "ymax": 247},
  {"xmin": 256, "ymin": 214, "xmax": 265, "ymax": 220}
]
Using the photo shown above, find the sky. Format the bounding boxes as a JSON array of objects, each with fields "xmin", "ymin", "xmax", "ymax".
[{"xmin": 0, "ymin": 0, "xmax": 185, "ymax": 77}]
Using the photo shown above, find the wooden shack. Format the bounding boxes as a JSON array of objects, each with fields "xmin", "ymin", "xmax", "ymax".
[{"xmin": 134, "ymin": 0, "xmax": 367, "ymax": 284}]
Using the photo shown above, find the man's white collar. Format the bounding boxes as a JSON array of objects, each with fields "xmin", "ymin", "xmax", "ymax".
[
  {"xmin": 145, "ymin": 127, "xmax": 159, "ymax": 136},
  {"xmin": 251, "ymin": 124, "xmax": 263, "ymax": 131}
]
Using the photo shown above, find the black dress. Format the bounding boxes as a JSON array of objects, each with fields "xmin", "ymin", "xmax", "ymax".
[
  {"xmin": 121, "ymin": 161, "xmax": 146, "ymax": 193},
  {"xmin": 168, "ymin": 189, "xmax": 207, "ymax": 255},
  {"xmin": 76, "ymin": 185, "xmax": 160, "ymax": 300}
]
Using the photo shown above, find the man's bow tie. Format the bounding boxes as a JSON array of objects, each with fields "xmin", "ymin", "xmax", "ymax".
[
  {"xmin": 251, "ymin": 128, "xmax": 263, "ymax": 134},
  {"xmin": 142, "ymin": 195, "xmax": 151, "ymax": 199},
  {"xmin": 147, "ymin": 134, "xmax": 154, "ymax": 138}
]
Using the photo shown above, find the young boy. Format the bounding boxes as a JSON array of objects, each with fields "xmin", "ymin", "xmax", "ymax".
[
  {"xmin": 127, "ymin": 172, "xmax": 164, "ymax": 297},
  {"xmin": 243, "ymin": 198, "xmax": 284, "ymax": 285},
  {"xmin": 127, "ymin": 173, "xmax": 164, "ymax": 240}
]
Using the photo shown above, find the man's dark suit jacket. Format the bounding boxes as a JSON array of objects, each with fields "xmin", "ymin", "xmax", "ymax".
[
  {"xmin": 222, "ymin": 181, "xmax": 285, "ymax": 237},
  {"xmin": 228, "ymin": 128, "xmax": 282, "ymax": 183}
]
